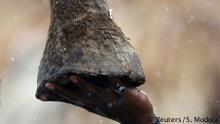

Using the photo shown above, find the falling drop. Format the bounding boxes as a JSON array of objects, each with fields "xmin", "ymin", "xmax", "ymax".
[
  {"xmin": 11, "ymin": 57, "xmax": 15, "ymax": 62},
  {"xmin": 109, "ymin": 9, "xmax": 113, "ymax": 19}
]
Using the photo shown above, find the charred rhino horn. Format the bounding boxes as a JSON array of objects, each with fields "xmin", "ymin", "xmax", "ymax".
[{"xmin": 36, "ymin": 0, "xmax": 145, "ymax": 97}]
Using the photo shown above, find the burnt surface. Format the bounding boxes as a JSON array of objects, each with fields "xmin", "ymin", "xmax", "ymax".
[{"xmin": 36, "ymin": 0, "xmax": 145, "ymax": 97}]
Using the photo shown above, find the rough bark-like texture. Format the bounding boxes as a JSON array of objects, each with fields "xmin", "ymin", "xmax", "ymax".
[{"xmin": 36, "ymin": 0, "xmax": 145, "ymax": 96}]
